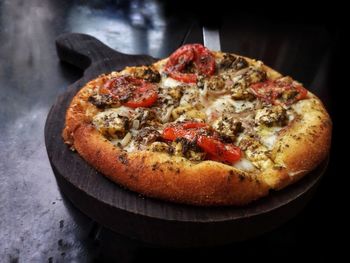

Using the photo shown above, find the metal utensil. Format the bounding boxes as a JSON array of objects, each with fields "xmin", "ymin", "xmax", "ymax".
[{"xmin": 202, "ymin": 26, "xmax": 221, "ymax": 51}]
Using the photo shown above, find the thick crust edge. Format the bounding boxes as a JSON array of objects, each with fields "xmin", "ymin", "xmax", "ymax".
[
  {"xmin": 72, "ymin": 124, "xmax": 270, "ymax": 206},
  {"xmin": 62, "ymin": 52, "xmax": 331, "ymax": 206},
  {"xmin": 264, "ymin": 97, "xmax": 332, "ymax": 189}
]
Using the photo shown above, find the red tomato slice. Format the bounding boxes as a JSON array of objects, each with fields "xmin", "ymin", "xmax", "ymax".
[
  {"xmin": 102, "ymin": 76, "xmax": 158, "ymax": 108},
  {"xmin": 294, "ymin": 85, "xmax": 308, "ymax": 101},
  {"xmin": 194, "ymin": 45, "xmax": 216, "ymax": 76},
  {"xmin": 123, "ymin": 84, "xmax": 158, "ymax": 108},
  {"xmin": 164, "ymin": 44, "xmax": 215, "ymax": 83},
  {"xmin": 162, "ymin": 122, "xmax": 207, "ymax": 141},
  {"xmin": 162, "ymin": 122, "xmax": 242, "ymax": 164},
  {"xmin": 250, "ymin": 79, "xmax": 308, "ymax": 105},
  {"xmin": 197, "ymin": 136, "xmax": 242, "ymax": 164},
  {"xmin": 167, "ymin": 71, "xmax": 197, "ymax": 84},
  {"xmin": 181, "ymin": 122, "xmax": 208, "ymax": 129},
  {"xmin": 166, "ymin": 44, "xmax": 195, "ymax": 72}
]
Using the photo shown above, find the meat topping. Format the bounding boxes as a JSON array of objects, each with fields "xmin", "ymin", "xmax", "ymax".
[
  {"xmin": 132, "ymin": 66, "xmax": 161, "ymax": 83},
  {"xmin": 172, "ymin": 138, "xmax": 206, "ymax": 161},
  {"xmin": 92, "ymin": 110, "xmax": 130, "ymax": 138},
  {"xmin": 230, "ymin": 67, "xmax": 267, "ymax": 100},
  {"xmin": 213, "ymin": 117, "xmax": 244, "ymax": 141},
  {"xmin": 255, "ymin": 105, "xmax": 288, "ymax": 127},
  {"xmin": 135, "ymin": 127, "xmax": 161, "ymax": 145},
  {"xmin": 88, "ymin": 94, "xmax": 115, "ymax": 108}
]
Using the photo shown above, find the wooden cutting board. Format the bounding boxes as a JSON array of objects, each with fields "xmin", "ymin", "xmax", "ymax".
[{"xmin": 45, "ymin": 33, "xmax": 328, "ymax": 248}]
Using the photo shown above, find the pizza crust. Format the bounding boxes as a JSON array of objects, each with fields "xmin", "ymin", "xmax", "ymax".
[
  {"xmin": 264, "ymin": 97, "xmax": 332, "ymax": 189},
  {"xmin": 72, "ymin": 124, "xmax": 270, "ymax": 206},
  {"xmin": 62, "ymin": 51, "xmax": 332, "ymax": 206}
]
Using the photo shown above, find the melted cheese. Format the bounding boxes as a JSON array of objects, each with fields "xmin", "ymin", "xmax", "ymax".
[
  {"xmin": 162, "ymin": 77, "xmax": 183, "ymax": 88},
  {"xmin": 205, "ymin": 95, "xmax": 236, "ymax": 122},
  {"xmin": 233, "ymin": 158, "xmax": 255, "ymax": 171},
  {"xmin": 93, "ymin": 110, "xmax": 127, "ymax": 137},
  {"xmin": 291, "ymin": 99, "xmax": 308, "ymax": 114},
  {"xmin": 123, "ymin": 140, "xmax": 138, "ymax": 152},
  {"xmin": 87, "ymin": 54, "xmax": 301, "ymax": 169},
  {"xmin": 256, "ymin": 126, "xmax": 282, "ymax": 150},
  {"xmin": 260, "ymin": 133, "xmax": 278, "ymax": 149},
  {"xmin": 231, "ymin": 100, "xmax": 255, "ymax": 113},
  {"xmin": 180, "ymin": 86, "xmax": 200, "ymax": 106},
  {"xmin": 99, "ymin": 106, "xmax": 135, "ymax": 117}
]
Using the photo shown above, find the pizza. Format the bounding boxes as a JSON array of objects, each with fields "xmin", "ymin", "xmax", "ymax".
[{"xmin": 62, "ymin": 44, "xmax": 331, "ymax": 206}]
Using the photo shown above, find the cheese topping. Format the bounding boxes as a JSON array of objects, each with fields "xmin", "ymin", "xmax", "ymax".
[
  {"xmin": 233, "ymin": 158, "xmax": 256, "ymax": 171},
  {"xmin": 89, "ymin": 51, "xmax": 307, "ymax": 169},
  {"xmin": 162, "ymin": 77, "xmax": 183, "ymax": 88},
  {"xmin": 205, "ymin": 95, "xmax": 236, "ymax": 122}
]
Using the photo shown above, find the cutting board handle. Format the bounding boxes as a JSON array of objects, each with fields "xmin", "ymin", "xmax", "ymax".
[{"xmin": 55, "ymin": 33, "xmax": 118, "ymax": 70}]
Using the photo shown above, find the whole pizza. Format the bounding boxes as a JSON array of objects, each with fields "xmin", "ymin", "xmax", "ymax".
[{"xmin": 63, "ymin": 44, "xmax": 331, "ymax": 206}]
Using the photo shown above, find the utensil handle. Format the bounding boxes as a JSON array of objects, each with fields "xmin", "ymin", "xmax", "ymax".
[
  {"xmin": 202, "ymin": 27, "xmax": 221, "ymax": 51},
  {"xmin": 55, "ymin": 33, "xmax": 118, "ymax": 70}
]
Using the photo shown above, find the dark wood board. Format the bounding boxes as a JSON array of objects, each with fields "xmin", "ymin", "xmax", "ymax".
[{"xmin": 45, "ymin": 33, "xmax": 328, "ymax": 248}]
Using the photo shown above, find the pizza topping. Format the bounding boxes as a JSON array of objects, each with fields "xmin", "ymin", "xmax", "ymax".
[
  {"xmin": 162, "ymin": 77, "xmax": 184, "ymax": 88},
  {"xmin": 88, "ymin": 93, "xmax": 115, "ymax": 108},
  {"xmin": 231, "ymin": 57, "xmax": 249, "ymax": 71},
  {"xmin": 162, "ymin": 121, "xmax": 208, "ymax": 141},
  {"xmin": 101, "ymin": 76, "xmax": 158, "ymax": 108},
  {"xmin": 172, "ymin": 138, "xmax": 206, "ymax": 161},
  {"xmin": 160, "ymin": 105, "xmax": 175, "ymax": 123},
  {"xmin": 231, "ymin": 100, "xmax": 256, "ymax": 113},
  {"xmin": 172, "ymin": 105, "xmax": 206, "ymax": 121},
  {"xmin": 135, "ymin": 127, "xmax": 161, "ymax": 145},
  {"xmin": 88, "ymin": 48, "xmax": 313, "ymax": 168},
  {"xmin": 197, "ymin": 136, "xmax": 242, "ymax": 164},
  {"xmin": 131, "ymin": 66, "xmax": 161, "ymax": 83},
  {"xmin": 231, "ymin": 87, "xmax": 255, "ymax": 101},
  {"xmin": 239, "ymin": 136, "xmax": 272, "ymax": 169},
  {"xmin": 219, "ymin": 55, "xmax": 249, "ymax": 71},
  {"xmin": 167, "ymin": 86, "xmax": 184, "ymax": 100},
  {"xmin": 164, "ymin": 44, "xmax": 215, "ymax": 83},
  {"xmin": 212, "ymin": 117, "xmax": 244, "ymax": 142},
  {"xmin": 179, "ymin": 86, "xmax": 200, "ymax": 106},
  {"xmin": 219, "ymin": 54, "xmax": 238, "ymax": 69},
  {"xmin": 149, "ymin": 142, "xmax": 171, "ymax": 153},
  {"xmin": 205, "ymin": 95, "xmax": 236, "ymax": 122},
  {"xmin": 120, "ymin": 132, "xmax": 132, "ymax": 147},
  {"xmin": 233, "ymin": 158, "xmax": 256, "ymax": 171},
  {"xmin": 254, "ymin": 105, "xmax": 288, "ymax": 127},
  {"xmin": 230, "ymin": 67, "xmax": 267, "ymax": 100},
  {"xmin": 205, "ymin": 75, "xmax": 228, "ymax": 95},
  {"xmin": 92, "ymin": 109, "xmax": 130, "ymax": 138},
  {"xmin": 132, "ymin": 119, "xmax": 140, "ymax": 130},
  {"xmin": 250, "ymin": 77, "xmax": 308, "ymax": 105},
  {"xmin": 134, "ymin": 108, "xmax": 160, "ymax": 128},
  {"xmin": 161, "ymin": 122, "xmax": 242, "ymax": 164},
  {"xmin": 257, "ymin": 127, "xmax": 282, "ymax": 150}
]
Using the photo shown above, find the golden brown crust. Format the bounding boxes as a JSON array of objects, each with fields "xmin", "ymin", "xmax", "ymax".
[
  {"xmin": 72, "ymin": 124, "xmax": 269, "ymax": 206},
  {"xmin": 264, "ymin": 97, "xmax": 332, "ymax": 189},
  {"xmin": 62, "ymin": 50, "xmax": 332, "ymax": 206}
]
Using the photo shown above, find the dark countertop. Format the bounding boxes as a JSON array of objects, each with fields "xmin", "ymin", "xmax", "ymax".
[{"xmin": 0, "ymin": 0, "xmax": 344, "ymax": 262}]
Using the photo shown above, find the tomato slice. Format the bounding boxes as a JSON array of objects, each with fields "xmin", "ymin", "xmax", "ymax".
[
  {"xmin": 197, "ymin": 136, "xmax": 242, "ymax": 164},
  {"xmin": 123, "ymin": 84, "xmax": 158, "ymax": 108},
  {"xmin": 101, "ymin": 76, "xmax": 158, "ymax": 108},
  {"xmin": 250, "ymin": 79, "xmax": 308, "ymax": 105},
  {"xmin": 294, "ymin": 85, "xmax": 308, "ymax": 101},
  {"xmin": 181, "ymin": 122, "xmax": 208, "ymax": 129},
  {"xmin": 162, "ymin": 122, "xmax": 242, "ymax": 164},
  {"xmin": 164, "ymin": 44, "xmax": 215, "ymax": 83},
  {"xmin": 162, "ymin": 122, "xmax": 207, "ymax": 141},
  {"xmin": 167, "ymin": 71, "xmax": 197, "ymax": 84},
  {"xmin": 194, "ymin": 45, "xmax": 216, "ymax": 76}
]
